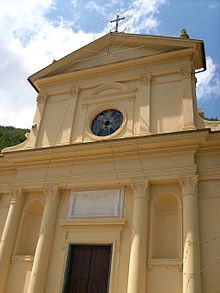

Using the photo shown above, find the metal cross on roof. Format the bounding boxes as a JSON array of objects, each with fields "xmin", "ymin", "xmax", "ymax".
[{"xmin": 110, "ymin": 14, "xmax": 125, "ymax": 33}]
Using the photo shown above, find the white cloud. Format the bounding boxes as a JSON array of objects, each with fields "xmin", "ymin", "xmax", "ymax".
[
  {"xmin": 72, "ymin": 0, "xmax": 79, "ymax": 8},
  {"xmin": 120, "ymin": 0, "xmax": 168, "ymax": 33},
  {"xmin": 87, "ymin": 1, "xmax": 107, "ymax": 17},
  {"xmin": 208, "ymin": 2, "xmax": 219, "ymax": 9},
  {"xmin": 0, "ymin": 0, "xmax": 98, "ymax": 128},
  {"xmin": 0, "ymin": 0, "xmax": 168, "ymax": 128},
  {"xmin": 196, "ymin": 57, "xmax": 220, "ymax": 100}
]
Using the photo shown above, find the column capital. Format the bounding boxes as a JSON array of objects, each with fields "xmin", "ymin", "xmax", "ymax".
[
  {"xmin": 43, "ymin": 186, "xmax": 60, "ymax": 204},
  {"xmin": 179, "ymin": 66, "xmax": 193, "ymax": 79},
  {"xmin": 130, "ymin": 181, "xmax": 150, "ymax": 199},
  {"xmin": 37, "ymin": 93, "xmax": 47, "ymax": 103},
  {"xmin": 11, "ymin": 188, "xmax": 24, "ymax": 204},
  {"xmin": 139, "ymin": 74, "xmax": 151, "ymax": 86},
  {"xmin": 179, "ymin": 175, "xmax": 198, "ymax": 195},
  {"xmin": 70, "ymin": 86, "xmax": 80, "ymax": 97}
]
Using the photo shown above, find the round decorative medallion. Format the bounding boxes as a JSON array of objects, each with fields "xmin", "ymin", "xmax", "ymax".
[{"xmin": 91, "ymin": 109, "xmax": 123, "ymax": 136}]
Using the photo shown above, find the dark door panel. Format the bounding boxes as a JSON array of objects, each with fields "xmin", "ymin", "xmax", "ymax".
[
  {"xmin": 88, "ymin": 280, "xmax": 100, "ymax": 293},
  {"xmin": 89, "ymin": 246, "xmax": 111, "ymax": 293},
  {"xmin": 63, "ymin": 245, "xmax": 111, "ymax": 293}
]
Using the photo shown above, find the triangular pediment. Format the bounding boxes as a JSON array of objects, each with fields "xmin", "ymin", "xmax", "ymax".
[{"xmin": 28, "ymin": 32, "xmax": 205, "ymax": 91}]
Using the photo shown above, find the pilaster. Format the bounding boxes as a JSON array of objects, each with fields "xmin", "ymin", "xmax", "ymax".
[
  {"xmin": 127, "ymin": 181, "xmax": 149, "ymax": 293},
  {"xmin": 179, "ymin": 176, "xmax": 201, "ymax": 293},
  {"xmin": 179, "ymin": 66, "xmax": 196, "ymax": 130},
  {"xmin": 59, "ymin": 87, "xmax": 80, "ymax": 144},
  {"xmin": 27, "ymin": 186, "xmax": 60, "ymax": 293},
  {"xmin": 138, "ymin": 74, "xmax": 151, "ymax": 135},
  {"xmin": 0, "ymin": 189, "xmax": 25, "ymax": 293}
]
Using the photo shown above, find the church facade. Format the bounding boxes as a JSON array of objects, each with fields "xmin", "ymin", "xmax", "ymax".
[{"xmin": 0, "ymin": 31, "xmax": 220, "ymax": 293}]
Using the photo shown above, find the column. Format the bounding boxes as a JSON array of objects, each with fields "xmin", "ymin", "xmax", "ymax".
[
  {"xmin": 179, "ymin": 176, "xmax": 201, "ymax": 293},
  {"xmin": 0, "ymin": 189, "xmax": 25, "ymax": 293},
  {"xmin": 27, "ymin": 187, "xmax": 60, "ymax": 293},
  {"xmin": 138, "ymin": 74, "xmax": 151, "ymax": 135},
  {"xmin": 127, "ymin": 181, "xmax": 149, "ymax": 293},
  {"xmin": 179, "ymin": 66, "xmax": 196, "ymax": 130}
]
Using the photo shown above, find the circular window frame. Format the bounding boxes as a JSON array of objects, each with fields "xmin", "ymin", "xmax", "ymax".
[{"xmin": 86, "ymin": 106, "xmax": 127, "ymax": 140}]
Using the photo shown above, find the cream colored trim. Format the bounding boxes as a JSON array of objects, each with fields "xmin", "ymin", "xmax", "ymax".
[
  {"xmin": 59, "ymin": 218, "xmax": 126, "ymax": 228},
  {"xmin": 0, "ymin": 129, "xmax": 213, "ymax": 165},
  {"xmin": 148, "ymin": 258, "xmax": 182, "ymax": 271},
  {"xmin": 11, "ymin": 255, "xmax": 34, "ymax": 263}
]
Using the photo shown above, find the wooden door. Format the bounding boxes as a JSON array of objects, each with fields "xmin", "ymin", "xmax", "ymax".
[{"xmin": 63, "ymin": 245, "xmax": 112, "ymax": 293}]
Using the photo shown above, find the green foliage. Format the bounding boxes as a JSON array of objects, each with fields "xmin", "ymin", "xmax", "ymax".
[
  {"xmin": 0, "ymin": 125, "xmax": 29, "ymax": 152},
  {"xmin": 204, "ymin": 116, "xmax": 220, "ymax": 121}
]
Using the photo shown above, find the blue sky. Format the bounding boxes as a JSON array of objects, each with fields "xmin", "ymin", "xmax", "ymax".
[{"xmin": 0, "ymin": 0, "xmax": 219, "ymax": 127}]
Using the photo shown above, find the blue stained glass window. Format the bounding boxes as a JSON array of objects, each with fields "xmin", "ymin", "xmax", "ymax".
[{"xmin": 91, "ymin": 109, "xmax": 123, "ymax": 137}]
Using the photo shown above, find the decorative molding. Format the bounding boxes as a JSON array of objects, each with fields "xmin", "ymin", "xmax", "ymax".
[
  {"xmin": 11, "ymin": 254, "xmax": 34, "ymax": 264},
  {"xmin": 11, "ymin": 188, "xmax": 24, "ymax": 204},
  {"xmin": 43, "ymin": 186, "xmax": 60, "ymax": 204},
  {"xmin": 139, "ymin": 74, "xmax": 151, "ymax": 85},
  {"xmin": 70, "ymin": 86, "xmax": 80, "ymax": 97},
  {"xmin": 93, "ymin": 82, "xmax": 127, "ymax": 95},
  {"xmin": 179, "ymin": 67, "xmax": 193, "ymax": 79},
  {"xmin": 82, "ymin": 93, "xmax": 136, "ymax": 107},
  {"xmin": 81, "ymin": 88, "xmax": 136, "ymax": 102},
  {"xmin": 130, "ymin": 180, "xmax": 150, "ymax": 199},
  {"xmin": 37, "ymin": 93, "xmax": 47, "ymax": 103},
  {"xmin": 59, "ymin": 218, "xmax": 126, "ymax": 229},
  {"xmin": 81, "ymin": 103, "xmax": 88, "ymax": 109},
  {"xmin": 179, "ymin": 175, "xmax": 198, "ymax": 195},
  {"xmin": 148, "ymin": 258, "xmax": 182, "ymax": 272}
]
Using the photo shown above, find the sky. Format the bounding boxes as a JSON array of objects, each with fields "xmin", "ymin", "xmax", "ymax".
[{"xmin": 0, "ymin": 0, "xmax": 219, "ymax": 128}]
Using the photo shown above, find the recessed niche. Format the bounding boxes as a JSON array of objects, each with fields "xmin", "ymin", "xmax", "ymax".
[{"xmin": 15, "ymin": 200, "xmax": 44, "ymax": 255}]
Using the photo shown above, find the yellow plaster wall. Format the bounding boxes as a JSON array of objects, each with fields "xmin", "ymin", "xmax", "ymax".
[
  {"xmin": 151, "ymin": 76, "xmax": 182, "ymax": 133},
  {"xmin": 36, "ymin": 94, "xmax": 70, "ymax": 147},
  {"xmin": 5, "ymin": 261, "xmax": 32, "ymax": 293},
  {"xmin": 28, "ymin": 56, "xmax": 195, "ymax": 149},
  {"xmin": 147, "ymin": 267, "xmax": 182, "ymax": 293}
]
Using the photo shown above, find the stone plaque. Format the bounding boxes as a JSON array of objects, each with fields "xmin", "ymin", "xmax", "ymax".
[{"xmin": 68, "ymin": 189, "xmax": 124, "ymax": 218}]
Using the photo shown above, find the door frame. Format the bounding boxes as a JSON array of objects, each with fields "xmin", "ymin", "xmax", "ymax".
[{"xmin": 59, "ymin": 218, "xmax": 125, "ymax": 293}]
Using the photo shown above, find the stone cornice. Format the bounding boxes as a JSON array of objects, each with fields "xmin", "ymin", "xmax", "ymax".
[
  {"xmin": 1, "ymin": 129, "xmax": 218, "ymax": 168},
  {"xmin": 29, "ymin": 32, "xmax": 203, "ymax": 80},
  {"xmin": 34, "ymin": 48, "xmax": 195, "ymax": 91}
]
